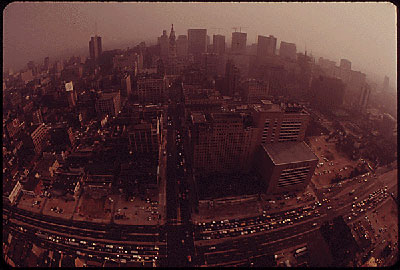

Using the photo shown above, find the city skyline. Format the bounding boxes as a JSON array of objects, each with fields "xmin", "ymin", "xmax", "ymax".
[{"xmin": 3, "ymin": 2, "xmax": 397, "ymax": 89}]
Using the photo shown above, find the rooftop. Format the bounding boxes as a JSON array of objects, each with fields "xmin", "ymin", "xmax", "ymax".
[
  {"xmin": 191, "ymin": 113, "xmax": 207, "ymax": 124},
  {"xmin": 262, "ymin": 142, "xmax": 318, "ymax": 165}
]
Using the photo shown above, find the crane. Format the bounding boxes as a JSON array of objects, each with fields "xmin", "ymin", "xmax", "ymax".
[{"xmin": 232, "ymin": 26, "xmax": 248, "ymax": 33}]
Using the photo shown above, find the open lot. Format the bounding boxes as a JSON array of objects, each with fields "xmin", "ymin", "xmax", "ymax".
[
  {"xmin": 17, "ymin": 194, "xmax": 46, "ymax": 214},
  {"xmin": 113, "ymin": 195, "xmax": 161, "ymax": 225},
  {"xmin": 72, "ymin": 191, "xmax": 112, "ymax": 223},
  {"xmin": 42, "ymin": 195, "xmax": 78, "ymax": 219},
  {"xmin": 309, "ymin": 135, "xmax": 359, "ymax": 188}
]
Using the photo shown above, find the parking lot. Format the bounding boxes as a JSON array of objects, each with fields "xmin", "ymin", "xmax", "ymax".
[
  {"xmin": 42, "ymin": 196, "xmax": 78, "ymax": 219},
  {"xmin": 309, "ymin": 135, "xmax": 359, "ymax": 188},
  {"xmin": 113, "ymin": 195, "xmax": 161, "ymax": 225},
  {"xmin": 17, "ymin": 194, "xmax": 46, "ymax": 214}
]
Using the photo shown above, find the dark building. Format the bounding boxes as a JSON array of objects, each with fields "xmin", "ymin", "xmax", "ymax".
[
  {"xmin": 255, "ymin": 141, "xmax": 318, "ymax": 194},
  {"xmin": 257, "ymin": 35, "xmax": 277, "ymax": 57},
  {"xmin": 279, "ymin": 41, "xmax": 297, "ymax": 61},
  {"xmin": 231, "ymin": 32, "xmax": 247, "ymax": 54},
  {"xmin": 89, "ymin": 35, "xmax": 102, "ymax": 61},
  {"xmin": 310, "ymin": 76, "xmax": 345, "ymax": 110},
  {"xmin": 188, "ymin": 29, "xmax": 207, "ymax": 60},
  {"xmin": 224, "ymin": 60, "xmax": 240, "ymax": 96},
  {"xmin": 213, "ymin": 34, "xmax": 226, "ymax": 55},
  {"xmin": 340, "ymin": 58, "xmax": 351, "ymax": 70}
]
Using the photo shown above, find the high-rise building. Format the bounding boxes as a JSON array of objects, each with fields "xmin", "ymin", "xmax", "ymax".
[
  {"xmin": 231, "ymin": 32, "xmax": 247, "ymax": 54},
  {"xmin": 95, "ymin": 91, "xmax": 121, "ymax": 117},
  {"xmin": 136, "ymin": 74, "xmax": 167, "ymax": 104},
  {"xmin": 224, "ymin": 60, "xmax": 240, "ymax": 96},
  {"xmin": 279, "ymin": 41, "xmax": 296, "ymax": 61},
  {"xmin": 252, "ymin": 100, "xmax": 310, "ymax": 145},
  {"xmin": 89, "ymin": 35, "xmax": 102, "ymax": 61},
  {"xmin": 213, "ymin": 34, "xmax": 226, "ymax": 55},
  {"xmin": 29, "ymin": 124, "xmax": 50, "ymax": 154},
  {"xmin": 189, "ymin": 112, "xmax": 258, "ymax": 176},
  {"xmin": 121, "ymin": 73, "xmax": 132, "ymax": 97},
  {"xmin": 257, "ymin": 35, "xmax": 277, "ymax": 58},
  {"xmin": 176, "ymin": 35, "xmax": 188, "ymax": 57},
  {"xmin": 188, "ymin": 29, "xmax": 207, "ymax": 59},
  {"xmin": 340, "ymin": 59, "xmax": 352, "ymax": 70},
  {"xmin": 168, "ymin": 24, "xmax": 177, "ymax": 57},
  {"xmin": 255, "ymin": 142, "xmax": 318, "ymax": 194},
  {"xmin": 158, "ymin": 30, "xmax": 169, "ymax": 58},
  {"xmin": 382, "ymin": 75, "xmax": 389, "ymax": 92}
]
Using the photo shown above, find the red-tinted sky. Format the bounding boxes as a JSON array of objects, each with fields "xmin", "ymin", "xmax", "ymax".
[{"xmin": 3, "ymin": 2, "xmax": 396, "ymax": 87}]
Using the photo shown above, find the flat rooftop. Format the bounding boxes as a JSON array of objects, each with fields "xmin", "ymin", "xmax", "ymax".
[{"xmin": 262, "ymin": 142, "xmax": 318, "ymax": 165}]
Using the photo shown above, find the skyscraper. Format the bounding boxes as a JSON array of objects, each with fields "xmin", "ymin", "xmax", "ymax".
[
  {"xmin": 158, "ymin": 30, "xmax": 169, "ymax": 58},
  {"xmin": 213, "ymin": 34, "xmax": 226, "ymax": 55},
  {"xmin": 279, "ymin": 41, "xmax": 296, "ymax": 61},
  {"xmin": 168, "ymin": 24, "xmax": 177, "ymax": 57},
  {"xmin": 89, "ymin": 35, "xmax": 102, "ymax": 61},
  {"xmin": 176, "ymin": 35, "xmax": 188, "ymax": 57},
  {"xmin": 188, "ymin": 29, "xmax": 207, "ymax": 59},
  {"xmin": 257, "ymin": 35, "xmax": 277, "ymax": 58},
  {"xmin": 231, "ymin": 32, "xmax": 247, "ymax": 54}
]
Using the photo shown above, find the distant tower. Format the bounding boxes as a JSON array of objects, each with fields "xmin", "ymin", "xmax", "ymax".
[
  {"xmin": 382, "ymin": 76, "xmax": 389, "ymax": 92},
  {"xmin": 169, "ymin": 24, "xmax": 177, "ymax": 57},
  {"xmin": 89, "ymin": 35, "xmax": 102, "ymax": 61}
]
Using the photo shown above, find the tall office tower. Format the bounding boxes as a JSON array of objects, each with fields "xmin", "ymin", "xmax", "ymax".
[
  {"xmin": 224, "ymin": 60, "xmax": 240, "ymax": 96},
  {"xmin": 358, "ymin": 83, "xmax": 371, "ymax": 110},
  {"xmin": 95, "ymin": 91, "xmax": 121, "ymax": 117},
  {"xmin": 340, "ymin": 59, "xmax": 352, "ymax": 70},
  {"xmin": 252, "ymin": 100, "xmax": 310, "ymax": 145},
  {"xmin": 189, "ymin": 112, "xmax": 258, "ymax": 176},
  {"xmin": 168, "ymin": 24, "xmax": 177, "ymax": 57},
  {"xmin": 158, "ymin": 30, "xmax": 169, "ymax": 58},
  {"xmin": 279, "ymin": 41, "xmax": 297, "ymax": 61},
  {"xmin": 136, "ymin": 74, "xmax": 167, "ymax": 104},
  {"xmin": 176, "ymin": 35, "xmax": 188, "ymax": 57},
  {"xmin": 382, "ymin": 75, "xmax": 389, "ymax": 92},
  {"xmin": 213, "ymin": 34, "xmax": 226, "ymax": 55},
  {"xmin": 89, "ymin": 35, "xmax": 102, "ymax": 61},
  {"xmin": 188, "ymin": 29, "xmax": 207, "ymax": 59},
  {"xmin": 255, "ymin": 142, "xmax": 318, "ymax": 194},
  {"xmin": 206, "ymin": 35, "xmax": 210, "ymax": 47},
  {"xmin": 257, "ymin": 35, "xmax": 277, "ymax": 58},
  {"xmin": 231, "ymin": 32, "xmax": 247, "ymax": 54}
]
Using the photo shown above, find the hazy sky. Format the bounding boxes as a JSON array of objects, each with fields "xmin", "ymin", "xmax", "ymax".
[{"xmin": 3, "ymin": 2, "xmax": 397, "ymax": 86}]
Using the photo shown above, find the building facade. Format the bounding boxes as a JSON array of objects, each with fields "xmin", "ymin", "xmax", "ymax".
[
  {"xmin": 188, "ymin": 29, "xmax": 207, "ymax": 59},
  {"xmin": 255, "ymin": 142, "xmax": 318, "ymax": 194},
  {"xmin": 231, "ymin": 32, "xmax": 247, "ymax": 54},
  {"xmin": 279, "ymin": 41, "xmax": 297, "ymax": 61},
  {"xmin": 136, "ymin": 75, "xmax": 167, "ymax": 104},
  {"xmin": 252, "ymin": 100, "xmax": 310, "ymax": 145},
  {"xmin": 89, "ymin": 35, "xmax": 102, "ymax": 61},
  {"xmin": 213, "ymin": 34, "xmax": 226, "ymax": 55},
  {"xmin": 257, "ymin": 35, "xmax": 277, "ymax": 58}
]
